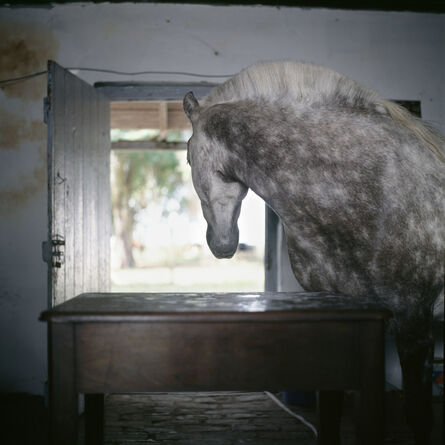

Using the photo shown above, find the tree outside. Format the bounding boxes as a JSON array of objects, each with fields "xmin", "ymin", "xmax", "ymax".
[
  {"xmin": 110, "ymin": 128, "xmax": 265, "ymax": 292},
  {"xmin": 111, "ymin": 129, "xmax": 187, "ymax": 268}
]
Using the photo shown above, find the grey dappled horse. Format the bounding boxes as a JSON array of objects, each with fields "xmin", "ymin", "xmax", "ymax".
[{"xmin": 183, "ymin": 61, "xmax": 444, "ymax": 444}]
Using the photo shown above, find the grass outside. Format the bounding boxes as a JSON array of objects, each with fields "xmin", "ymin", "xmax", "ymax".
[{"xmin": 111, "ymin": 259, "xmax": 264, "ymax": 293}]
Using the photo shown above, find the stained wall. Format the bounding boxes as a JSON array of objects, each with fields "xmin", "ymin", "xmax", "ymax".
[{"xmin": 0, "ymin": 3, "xmax": 443, "ymax": 395}]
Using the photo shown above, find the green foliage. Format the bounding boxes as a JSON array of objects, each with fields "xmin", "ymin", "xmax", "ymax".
[
  {"xmin": 111, "ymin": 129, "xmax": 191, "ymax": 214},
  {"xmin": 111, "ymin": 148, "xmax": 186, "ymax": 213},
  {"xmin": 110, "ymin": 137, "xmax": 188, "ymax": 267},
  {"xmin": 115, "ymin": 150, "xmax": 184, "ymax": 210},
  {"xmin": 110, "ymin": 128, "xmax": 190, "ymax": 143}
]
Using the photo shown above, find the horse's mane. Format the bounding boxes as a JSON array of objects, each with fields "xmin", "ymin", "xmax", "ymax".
[{"xmin": 201, "ymin": 61, "xmax": 445, "ymax": 163}]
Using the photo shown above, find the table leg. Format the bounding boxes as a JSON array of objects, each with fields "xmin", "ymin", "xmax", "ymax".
[
  {"xmin": 85, "ymin": 393, "xmax": 105, "ymax": 445},
  {"xmin": 317, "ymin": 390, "xmax": 344, "ymax": 445},
  {"xmin": 356, "ymin": 321, "xmax": 385, "ymax": 445},
  {"xmin": 49, "ymin": 323, "xmax": 78, "ymax": 445}
]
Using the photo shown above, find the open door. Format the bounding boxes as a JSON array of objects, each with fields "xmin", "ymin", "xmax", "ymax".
[{"xmin": 44, "ymin": 61, "xmax": 111, "ymax": 307}]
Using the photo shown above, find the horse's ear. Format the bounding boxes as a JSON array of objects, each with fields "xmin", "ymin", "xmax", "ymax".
[{"xmin": 183, "ymin": 92, "xmax": 200, "ymax": 122}]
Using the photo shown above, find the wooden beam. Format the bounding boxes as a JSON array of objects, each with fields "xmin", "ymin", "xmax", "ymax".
[
  {"xmin": 110, "ymin": 101, "xmax": 191, "ymax": 130},
  {"xmin": 95, "ymin": 82, "xmax": 217, "ymax": 101}
]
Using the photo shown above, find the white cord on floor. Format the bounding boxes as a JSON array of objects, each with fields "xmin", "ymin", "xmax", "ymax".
[{"xmin": 264, "ymin": 391, "xmax": 318, "ymax": 439}]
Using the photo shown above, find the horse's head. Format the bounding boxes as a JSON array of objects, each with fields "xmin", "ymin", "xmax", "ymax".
[{"xmin": 183, "ymin": 92, "xmax": 248, "ymax": 259}]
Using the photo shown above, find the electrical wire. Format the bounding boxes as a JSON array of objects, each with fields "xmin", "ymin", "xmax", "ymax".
[
  {"xmin": 65, "ymin": 67, "xmax": 235, "ymax": 78},
  {"xmin": 0, "ymin": 70, "xmax": 47, "ymax": 85},
  {"xmin": 264, "ymin": 391, "xmax": 318, "ymax": 439},
  {"xmin": 0, "ymin": 67, "xmax": 234, "ymax": 86}
]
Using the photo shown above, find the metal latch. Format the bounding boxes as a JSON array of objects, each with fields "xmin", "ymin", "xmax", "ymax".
[{"xmin": 42, "ymin": 235, "xmax": 65, "ymax": 268}]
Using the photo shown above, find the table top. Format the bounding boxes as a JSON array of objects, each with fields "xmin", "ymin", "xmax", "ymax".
[{"xmin": 40, "ymin": 292, "xmax": 392, "ymax": 323}]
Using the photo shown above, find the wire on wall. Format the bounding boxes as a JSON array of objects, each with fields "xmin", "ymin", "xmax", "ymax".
[
  {"xmin": 0, "ymin": 71, "xmax": 47, "ymax": 85},
  {"xmin": 0, "ymin": 67, "xmax": 235, "ymax": 86}
]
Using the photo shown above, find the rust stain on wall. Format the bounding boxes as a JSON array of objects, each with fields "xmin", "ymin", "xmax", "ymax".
[
  {"xmin": 0, "ymin": 106, "xmax": 46, "ymax": 150},
  {"xmin": 0, "ymin": 20, "xmax": 59, "ymax": 101},
  {"xmin": 0, "ymin": 103, "xmax": 47, "ymax": 214},
  {"xmin": 0, "ymin": 159, "xmax": 46, "ymax": 215},
  {"xmin": 0, "ymin": 153, "xmax": 47, "ymax": 215},
  {"xmin": 0, "ymin": 19, "xmax": 56, "ymax": 213}
]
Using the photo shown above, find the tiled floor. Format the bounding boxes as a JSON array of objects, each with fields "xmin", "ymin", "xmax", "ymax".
[
  {"xmin": 103, "ymin": 391, "xmax": 443, "ymax": 445},
  {"xmin": 2, "ymin": 391, "xmax": 442, "ymax": 444},
  {"xmin": 105, "ymin": 392, "xmax": 319, "ymax": 445}
]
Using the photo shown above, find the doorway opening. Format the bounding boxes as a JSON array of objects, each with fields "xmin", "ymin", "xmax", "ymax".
[{"xmin": 109, "ymin": 100, "xmax": 265, "ymax": 293}]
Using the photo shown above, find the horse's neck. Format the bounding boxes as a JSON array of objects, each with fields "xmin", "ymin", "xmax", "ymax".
[
  {"xmin": 221, "ymin": 102, "xmax": 312, "ymax": 222},
  {"xmin": 238, "ymin": 160, "xmax": 295, "ymax": 225}
]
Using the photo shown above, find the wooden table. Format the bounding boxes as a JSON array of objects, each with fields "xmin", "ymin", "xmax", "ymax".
[{"xmin": 40, "ymin": 292, "xmax": 391, "ymax": 445}]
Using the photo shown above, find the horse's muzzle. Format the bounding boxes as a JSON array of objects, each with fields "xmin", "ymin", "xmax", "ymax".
[{"xmin": 206, "ymin": 226, "xmax": 238, "ymax": 259}]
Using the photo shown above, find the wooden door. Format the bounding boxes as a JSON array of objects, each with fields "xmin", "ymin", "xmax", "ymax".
[{"xmin": 45, "ymin": 61, "xmax": 111, "ymax": 307}]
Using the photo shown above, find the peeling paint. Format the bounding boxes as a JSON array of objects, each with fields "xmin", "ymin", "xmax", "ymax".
[
  {"xmin": 0, "ymin": 20, "xmax": 52, "ymax": 212},
  {"xmin": 0, "ymin": 20, "xmax": 59, "ymax": 101}
]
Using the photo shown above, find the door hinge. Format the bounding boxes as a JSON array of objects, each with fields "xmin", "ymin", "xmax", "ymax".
[
  {"xmin": 43, "ymin": 96, "xmax": 50, "ymax": 125},
  {"xmin": 42, "ymin": 235, "xmax": 65, "ymax": 268}
]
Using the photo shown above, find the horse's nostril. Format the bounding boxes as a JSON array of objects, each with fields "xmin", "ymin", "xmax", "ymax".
[{"xmin": 213, "ymin": 247, "xmax": 237, "ymax": 259}]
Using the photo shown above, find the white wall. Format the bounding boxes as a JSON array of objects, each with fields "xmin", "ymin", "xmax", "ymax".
[{"xmin": 0, "ymin": 2, "xmax": 444, "ymax": 395}]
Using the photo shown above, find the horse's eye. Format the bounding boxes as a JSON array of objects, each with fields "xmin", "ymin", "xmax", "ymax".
[{"xmin": 216, "ymin": 170, "xmax": 232, "ymax": 183}]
